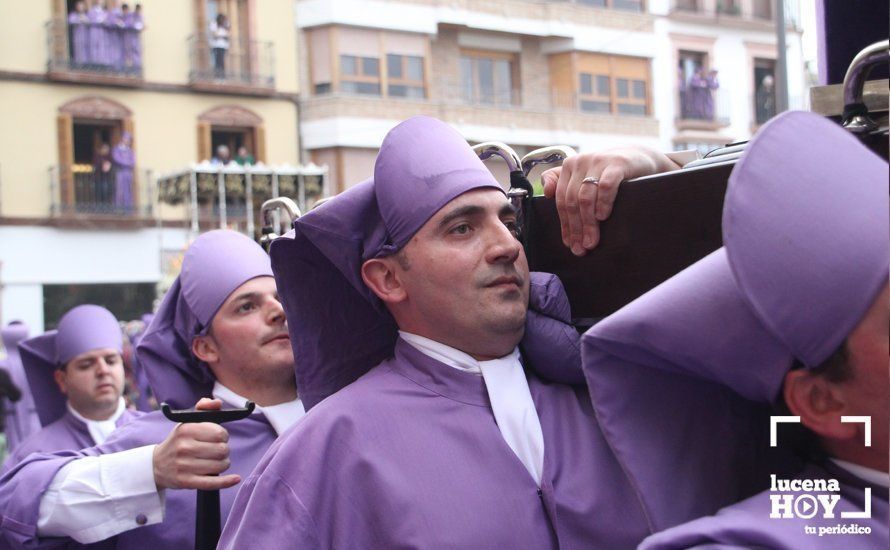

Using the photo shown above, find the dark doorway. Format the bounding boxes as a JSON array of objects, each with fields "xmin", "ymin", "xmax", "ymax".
[{"xmin": 43, "ymin": 283, "xmax": 156, "ymax": 330}]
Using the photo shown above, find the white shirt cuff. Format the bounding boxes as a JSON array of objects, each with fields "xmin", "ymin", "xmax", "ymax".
[{"xmin": 38, "ymin": 445, "xmax": 166, "ymax": 544}]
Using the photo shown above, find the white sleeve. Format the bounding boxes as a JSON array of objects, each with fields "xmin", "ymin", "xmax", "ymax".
[
  {"xmin": 37, "ymin": 445, "xmax": 166, "ymax": 544},
  {"xmin": 665, "ymin": 149, "xmax": 701, "ymax": 168}
]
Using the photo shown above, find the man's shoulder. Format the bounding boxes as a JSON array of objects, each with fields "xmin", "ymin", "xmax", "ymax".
[{"xmin": 98, "ymin": 410, "xmax": 172, "ymax": 450}]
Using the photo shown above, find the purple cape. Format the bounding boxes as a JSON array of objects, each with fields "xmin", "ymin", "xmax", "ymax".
[
  {"xmin": 219, "ymin": 339, "xmax": 649, "ymax": 549},
  {"xmin": 641, "ymin": 462, "xmax": 889, "ymax": 549},
  {"xmin": 580, "ymin": 111, "xmax": 888, "ymax": 534},
  {"xmin": 1, "ymin": 323, "xmax": 41, "ymax": 451},
  {"xmin": 1, "ymin": 408, "xmax": 141, "ymax": 474},
  {"xmin": 0, "ymin": 410, "xmax": 276, "ymax": 548}
]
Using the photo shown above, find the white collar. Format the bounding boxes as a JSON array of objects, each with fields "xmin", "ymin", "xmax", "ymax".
[
  {"xmin": 212, "ymin": 382, "xmax": 305, "ymax": 436},
  {"xmin": 67, "ymin": 397, "xmax": 126, "ymax": 445},
  {"xmin": 398, "ymin": 331, "xmax": 521, "ymax": 374},
  {"xmin": 830, "ymin": 458, "xmax": 890, "ymax": 489}
]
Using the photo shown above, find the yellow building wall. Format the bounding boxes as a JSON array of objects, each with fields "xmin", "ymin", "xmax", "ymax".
[
  {"xmin": 0, "ymin": 1, "xmax": 298, "ymax": 93},
  {"xmin": 0, "ymin": 81, "xmax": 298, "ymax": 219}
]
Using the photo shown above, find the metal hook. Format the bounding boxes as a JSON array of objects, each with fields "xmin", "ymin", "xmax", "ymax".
[{"xmin": 520, "ymin": 146, "xmax": 578, "ymax": 177}]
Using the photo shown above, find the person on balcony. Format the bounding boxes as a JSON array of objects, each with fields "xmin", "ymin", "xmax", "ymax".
[
  {"xmin": 112, "ymin": 132, "xmax": 135, "ymax": 213},
  {"xmin": 703, "ymin": 68, "xmax": 719, "ymax": 120},
  {"xmin": 86, "ymin": 0, "xmax": 108, "ymax": 68},
  {"xmin": 212, "ymin": 144, "xmax": 232, "ymax": 165},
  {"xmin": 234, "ymin": 146, "xmax": 254, "ymax": 166},
  {"xmin": 209, "ymin": 13, "xmax": 230, "ymax": 79},
  {"xmin": 67, "ymin": 1, "xmax": 89, "ymax": 68},
  {"xmin": 106, "ymin": 0, "xmax": 125, "ymax": 71},
  {"xmin": 123, "ymin": 3, "xmax": 144, "ymax": 73},
  {"xmin": 92, "ymin": 142, "xmax": 113, "ymax": 208}
]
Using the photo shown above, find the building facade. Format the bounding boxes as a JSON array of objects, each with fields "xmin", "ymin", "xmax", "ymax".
[
  {"xmin": 0, "ymin": 0, "xmax": 301, "ymax": 332},
  {"xmin": 295, "ymin": 0, "xmax": 805, "ymax": 190}
]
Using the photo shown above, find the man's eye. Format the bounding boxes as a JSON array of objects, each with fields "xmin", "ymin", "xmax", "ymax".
[
  {"xmin": 106, "ymin": 356, "xmax": 120, "ymax": 365},
  {"xmin": 450, "ymin": 223, "xmax": 471, "ymax": 235},
  {"xmin": 504, "ymin": 220, "xmax": 520, "ymax": 237},
  {"xmin": 238, "ymin": 302, "xmax": 255, "ymax": 313}
]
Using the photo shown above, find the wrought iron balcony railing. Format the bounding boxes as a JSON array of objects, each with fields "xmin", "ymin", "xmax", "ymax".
[
  {"xmin": 46, "ymin": 17, "xmax": 143, "ymax": 79},
  {"xmin": 187, "ymin": 34, "xmax": 275, "ymax": 89}
]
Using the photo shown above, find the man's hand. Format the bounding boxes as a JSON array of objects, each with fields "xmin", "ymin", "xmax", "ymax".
[
  {"xmin": 152, "ymin": 398, "xmax": 240, "ymax": 491},
  {"xmin": 541, "ymin": 147, "xmax": 682, "ymax": 256}
]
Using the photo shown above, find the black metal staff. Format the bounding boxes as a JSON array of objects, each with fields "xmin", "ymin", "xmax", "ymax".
[{"xmin": 161, "ymin": 401, "xmax": 256, "ymax": 550}]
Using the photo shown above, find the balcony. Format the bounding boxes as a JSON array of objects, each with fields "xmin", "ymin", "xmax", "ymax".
[
  {"xmin": 187, "ymin": 35, "xmax": 275, "ymax": 95},
  {"xmin": 49, "ymin": 165, "xmax": 154, "ymax": 226},
  {"xmin": 669, "ymin": 0, "xmax": 800, "ymax": 29},
  {"xmin": 46, "ymin": 17, "xmax": 143, "ymax": 86},
  {"xmin": 675, "ymin": 85, "xmax": 731, "ymax": 130},
  {"xmin": 548, "ymin": 0, "xmax": 645, "ymax": 12},
  {"xmin": 302, "ymin": 81, "xmax": 659, "ymax": 138},
  {"xmin": 156, "ymin": 162, "xmax": 327, "ymax": 238}
]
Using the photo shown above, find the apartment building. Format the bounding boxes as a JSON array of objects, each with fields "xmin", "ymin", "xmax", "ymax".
[
  {"xmin": 295, "ymin": 0, "xmax": 805, "ymax": 190},
  {"xmin": 0, "ymin": 0, "xmax": 301, "ymax": 331}
]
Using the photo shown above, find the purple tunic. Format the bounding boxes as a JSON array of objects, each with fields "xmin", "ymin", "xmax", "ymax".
[
  {"xmin": 642, "ymin": 462, "xmax": 889, "ymax": 549},
  {"xmin": 686, "ymin": 73, "xmax": 708, "ymax": 120},
  {"xmin": 87, "ymin": 6, "xmax": 107, "ymax": 67},
  {"xmin": 0, "ymin": 409, "xmax": 278, "ymax": 549},
  {"xmin": 111, "ymin": 143, "xmax": 134, "ymax": 211},
  {"xmin": 1, "ymin": 324, "xmax": 41, "ymax": 452},
  {"xmin": 106, "ymin": 8, "xmax": 124, "ymax": 70},
  {"xmin": 219, "ymin": 339, "xmax": 649, "ymax": 549},
  {"xmin": 122, "ymin": 12, "xmax": 143, "ymax": 70},
  {"xmin": 1, "ymin": 408, "xmax": 141, "ymax": 474},
  {"xmin": 67, "ymin": 12, "xmax": 90, "ymax": 66}
]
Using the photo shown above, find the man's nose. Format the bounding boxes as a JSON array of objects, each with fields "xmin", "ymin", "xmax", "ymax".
[{"xmin": 486, "ymin": 221, "xmax": 522, "ymax": 265}]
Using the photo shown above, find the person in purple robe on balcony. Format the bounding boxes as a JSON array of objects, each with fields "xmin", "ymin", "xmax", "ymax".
[
  {"xmin": 686, "ymin": 67, "xmax": 708, "ymax": 119},
  {"xmin": 123, "ymin": 3, "xmax": 144, "ymax": 73},
  {"xmin": 1, "ymin": 305, "xmax": 141, "ymax": 474},
  {"xmin": 86, "ymin": 0, "xmax": 107, "ymax": 68},
  {"xmin": 112, "ymin": 131, "xmax": 135, "ymax": 213},
  {"xmin": 105, "ymin": 0, "xmax": 125, "ymax": 71},
  {"xmin": 578, "ymin": 111, "xmax": 888, "ymax": 549},
  {"xmin": 0, "ymin": 230, "xmax": 306, "ymax": 549},
  {"xmin": 218, "ymin": 116, "xmax": 651, "ymax": 549},
  {"xmin": 1, "ymin": 322, "xmax": 41, "ymax": 453},
  {"xmin": 67, "ymin": 1, "xmax": 89, "ymax": 68},
  {"xmin": 702, "ymin": 68, "xmax": 719, "ymax": 120}
]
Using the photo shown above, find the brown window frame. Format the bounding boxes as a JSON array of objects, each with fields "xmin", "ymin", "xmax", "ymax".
[
  {"xmin": 459, "ymin": 49, "xmax": 520, "ymax": 107},
  {"xmin": 576, "ymin": 54, "xmax": 651, "ymax": 117},
  {"xmin": 386, "ymin": 53, "xmax": 426, "ymax": 99}
]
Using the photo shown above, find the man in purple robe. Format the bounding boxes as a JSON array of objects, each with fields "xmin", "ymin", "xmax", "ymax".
[
  {"xmin": 122, "ymin": 3, "xmax": 143, "ymax": 73},
  {"xmin": 579, "ymin": 112, "xmax": 888, "ymax": 549},
  {"xmin": 686, "ymin": 67, "xmax": 708, "ymax": 120},
  {"xmin": 105, "ymin": 0, "xmax": 124, "ymax": 71},
  {"xmin": 2, "ymin": 305, "xmax": 140, "ymax": 473},
  {"xmin": 112, "ymin": 132, "xmax": 135, "ymax": 213},
  {"xmin": 703, "ymin": 68, "xmax": 719, "ymax": 120},
  {"xmin": 86, "ymin": 0, "xmax": 107, "ymax": 68},
  {"xmin": 218, "ymin": 116, "xmax": 650, "ymax": 548},
  {"xmin": 67, "ymin": 2, "xmax": 90, "ymax": 68},
  {"xmin": 0, "ymin": 230, "xmax": 305, "ymax": 548},
  {"xmin": 1, "ymin": 322, "xmax": 41, "ymax": 452}
]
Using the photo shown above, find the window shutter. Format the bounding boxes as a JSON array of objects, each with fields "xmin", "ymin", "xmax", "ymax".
[
  {"xmin": 254, "ymin": 124, "xmax": 266, "ymax": 163},
  {"xmin": 57, "ymin": 113, "xmax": 73, "ymax": 209},
  {"xmin": 197, "ymin": 121, "xmax": 211, "ymax": 162}
]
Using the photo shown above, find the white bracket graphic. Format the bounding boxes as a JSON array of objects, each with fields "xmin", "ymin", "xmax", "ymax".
[
  {"xmin": 770, "ymin": 416, "xmax": 801, "ymax": 447},
  {"xmin": 841, "ymin": 416, "xmax": 872, "ymax": 447}
]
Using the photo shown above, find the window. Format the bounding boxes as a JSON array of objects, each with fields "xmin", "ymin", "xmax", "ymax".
[
  {"xmin": 573, "ymin": 54, "xmax": 650, "ymax": 116},
  {"xmin": 43, "ymin": 283, "xmax": 156, "ymax": 330},
  {"xmin": 387, "ymin": 54, "xmax": 425, "ymax": 98},
  {"xmin": 340, "ymin": 55, "xmax": 381, "ymax": 95},
  {"xmin": 751, "ymin": 0, "xmax": 771, "ymax": 19},
  {"xmin": 578, "ymin": 74, "xmax": 611, "ymax": 113},
  {"xmin": 460, "ymin": 51, "xmax": 518, "ymax": 107},
  {"xmin": 678, "ymin": 50, "xmax": 707, "ymax": 119}
]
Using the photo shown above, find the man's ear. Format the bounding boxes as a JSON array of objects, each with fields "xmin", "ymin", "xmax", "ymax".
[
  {"xmin": 783, "ymin": 370, "xmax": 857, "ymax": 442},
  {"xmin": 53, "ymin": 368, "xmax": 68, "ymax": 395},
  {"xmin": 361, "ymin": 257, "xmax": 407, "ymax": 304},
  {"xmin": 191, "ymin": 334, "xmax": 219, "ymax": 365}
]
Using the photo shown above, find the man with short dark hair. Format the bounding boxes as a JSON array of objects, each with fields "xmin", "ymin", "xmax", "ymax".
[
  {"xmin": 0, "ymin": 230, "xmax": 305, "ymax": 548},
  {"xmin": 2, "ymin": 305, "xmax": 140, "ymax": 472},
  {"xmin": 219, "ymin": 116, "xmax": 650, "ymax": 549}
]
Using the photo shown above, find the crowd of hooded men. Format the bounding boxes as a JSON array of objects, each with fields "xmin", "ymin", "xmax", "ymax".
[
  {"xmin": 0, "ymin": 111, "xmax": 885, "ymax": 549},
  {"xmin": 67, "ymin": 0, "xmax": 144, "ymax": 73}
]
